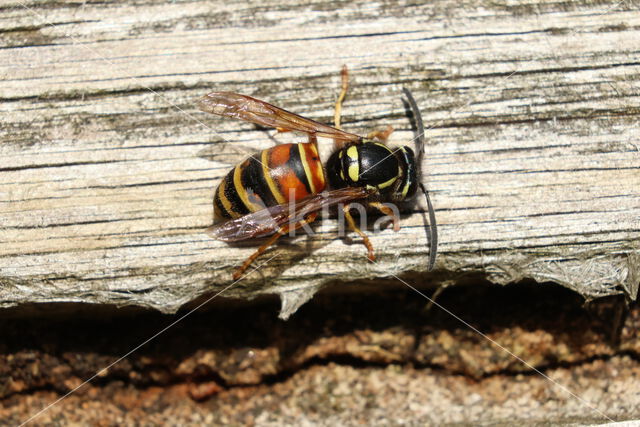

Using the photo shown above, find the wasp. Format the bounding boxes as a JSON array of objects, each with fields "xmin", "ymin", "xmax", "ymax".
[{"xmin": 199, "ymin": 67, "xmax": 437, "ymax": 280}]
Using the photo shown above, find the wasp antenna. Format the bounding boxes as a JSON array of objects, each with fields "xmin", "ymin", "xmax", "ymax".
[
  {"xmin": 401, "ymin": 88, "xmax": 425, "ymax": 165},
  {"xmin": 403, "ymin": 88, "xmax": 436, "ymax": 270},
  {"xmin": 420, "ymin": 182, "xmax": 438, "ymax": 271}
]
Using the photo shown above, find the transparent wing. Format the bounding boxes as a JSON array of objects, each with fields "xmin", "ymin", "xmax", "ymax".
[
  {"xmin": 198, "ymin": 92, "xmax": 362, "ymax": 142},
  {"xmin": 207, "ymin": 187, "xmax": 373, "ymax": 242}
]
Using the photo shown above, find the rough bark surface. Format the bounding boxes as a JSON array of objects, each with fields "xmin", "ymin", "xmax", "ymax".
[
  {"xmin": 1, "ymin": 285, "xmax": 639, "ymax": 425},
  {"xmin": 2, "ymin": 1, "xmax": 640, "ymax": 425},
  {"xmin": 2, "ymin": 0, "xmax": 639, "ymax": 318}
]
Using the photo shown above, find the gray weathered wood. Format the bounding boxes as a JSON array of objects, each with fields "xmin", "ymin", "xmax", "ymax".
[{"xmin": 1, "ymin": 0, "xmax": 639, "ymax": 318}]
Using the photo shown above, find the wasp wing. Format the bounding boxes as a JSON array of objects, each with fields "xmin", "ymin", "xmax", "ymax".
[
  {"xmin": 198, "ymin": 92, "xmax": 362, "ymax": 142},
  {"xmin": 207, "ymin": 187, "xmax": 373, "ymax": 242}
]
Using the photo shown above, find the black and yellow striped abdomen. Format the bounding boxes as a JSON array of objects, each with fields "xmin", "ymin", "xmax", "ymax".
[{"xmin": 213, "ymin": 142, "xmax": 326, "ymax": 221}]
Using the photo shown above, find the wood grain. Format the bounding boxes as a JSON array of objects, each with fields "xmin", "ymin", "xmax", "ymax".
[{"xmin": 1, "ymin": 0, "xmax": 639, "ymax": 318}]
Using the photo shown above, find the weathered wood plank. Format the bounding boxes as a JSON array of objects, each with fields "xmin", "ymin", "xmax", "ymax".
[{"xmin": 1, "ymin": 0, "xmax": 639, "ymax": 318}]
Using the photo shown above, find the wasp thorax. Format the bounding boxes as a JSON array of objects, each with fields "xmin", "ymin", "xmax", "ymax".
[{"xmin": 327, "ymin": 142, "xmax": 418, "ymax": 201}]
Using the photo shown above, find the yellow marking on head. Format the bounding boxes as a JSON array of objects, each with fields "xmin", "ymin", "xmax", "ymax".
[
  {"xmin": 400, "ymin": 179, "xmax": 411, "ymax": 199},
  {"xmin": 377, "ymin": 175, "xmax": 398, "ymax": 190},
  {"xmin": 261, "ymin": 150, "xmax": 286, "ymax": 204},
  {"xmin": 400, "ymin": 164, "xmax": 411, "ymax": 198},
  {"xmin": 399, "ymin": 148, "xmax": 412, "ymax": 199}
]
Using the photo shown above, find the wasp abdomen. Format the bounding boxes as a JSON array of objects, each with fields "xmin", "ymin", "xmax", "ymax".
[{"xmin": 213, "ymin": 142, "xmax": 326, "ymax": 221}]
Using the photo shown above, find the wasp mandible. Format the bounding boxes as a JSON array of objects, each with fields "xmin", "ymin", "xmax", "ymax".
[{"xmin": 199, "ymin": 67, "xmax": 437, "ymax": 279}]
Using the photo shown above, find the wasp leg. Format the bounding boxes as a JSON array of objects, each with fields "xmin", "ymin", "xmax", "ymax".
[
  {"xmin": 367, "ymin": 125, "xmax": 394, "ymax": 142},
  {"xmin": 369, "ymin": 201, "xmax": 400, "ymax": 232},
  {"xmin": 343, "ymin": 204, "xmax": 375, "ymax": 261},
  {"xmin": 334, "ymin": 65, "xmax": 349, "ymax": 130},
  {"xmin": 331, "ymin": 65, "xmax": 352, "ymax": 150},
  {"xmin": 232, "ymin": 212, "xmax": 319, "ymax": 280}
]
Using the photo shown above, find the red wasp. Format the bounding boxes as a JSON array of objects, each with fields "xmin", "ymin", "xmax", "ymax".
[{"xmin": 199, "ymin": 67, "xmax": 437, "ymax": 279}]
